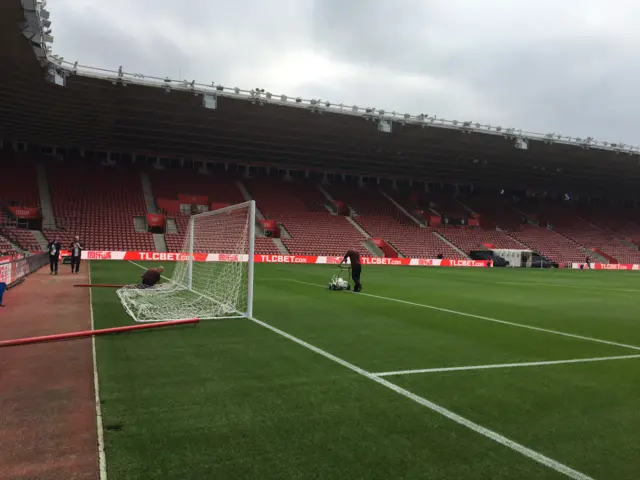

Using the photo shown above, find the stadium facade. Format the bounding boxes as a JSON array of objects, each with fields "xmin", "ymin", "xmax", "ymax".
[{"xmin": 3, "ymin": 0, "xmax": 640, "ymax": 270}]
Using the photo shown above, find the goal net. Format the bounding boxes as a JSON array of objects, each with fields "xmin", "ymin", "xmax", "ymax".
[{"xmin": 117, "ymin": 201, "xmax": 255, "ymax": 322}]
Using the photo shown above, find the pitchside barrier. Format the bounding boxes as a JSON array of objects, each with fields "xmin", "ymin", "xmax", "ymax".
[
  {"xmin": 570, "ymin": 262, "xmax": 640, "ymax": 270},
  {"xmin": 59, "ymin": 250, "xmax": 495, "ymax": 267},
  {"xmin": 56, "ymin": 250, "xmax": 640, "ymax": 270},
  {"xmin": 0, "ymin": 252, "xmax": 48, "ymax": 288}
]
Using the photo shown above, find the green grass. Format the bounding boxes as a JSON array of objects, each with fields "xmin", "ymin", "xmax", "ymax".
[{"xmin": 90, "ymin": 262, "xmax": 640, "ymax": 480}]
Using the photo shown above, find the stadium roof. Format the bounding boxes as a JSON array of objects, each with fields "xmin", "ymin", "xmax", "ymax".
[{"xmin": 2, "ymin": 0, "xmax": 640, "ymax": 197}]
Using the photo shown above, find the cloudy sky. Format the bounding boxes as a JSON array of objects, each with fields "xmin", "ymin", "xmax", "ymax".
[{"xmin": 47, "ymin": 0, "xmax": 640, "ymax": 145}]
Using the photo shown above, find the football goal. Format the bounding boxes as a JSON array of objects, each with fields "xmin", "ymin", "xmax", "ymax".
[{"xmin": 117, "ymin": 201, "xmax": 255, "ymax": 322}]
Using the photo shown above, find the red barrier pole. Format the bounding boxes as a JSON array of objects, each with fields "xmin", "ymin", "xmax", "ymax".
[
  {"xmin": 74, "ymin": 284, "xmax": 127, "ymax": 288},
  {"xmin": 0, "ymin": 318, "xmax": 199, "ymax": 348}
]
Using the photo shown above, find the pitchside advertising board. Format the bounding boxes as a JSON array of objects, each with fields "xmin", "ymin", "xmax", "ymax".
[
  {"xmin": 55, "ymin": 250, "xmax": 640, "ymax": 270},
  {"xmin": 59, "ymin": 250, "xmax": 492, "ymax": 267}
]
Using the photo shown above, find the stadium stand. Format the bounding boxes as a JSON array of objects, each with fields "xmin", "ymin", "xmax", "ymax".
[
  {"xmin": 1, "ymin": 228, "xmax": 40, "ymax": 252},
  {"xmin": 0, "ymin": 155, "xmax": 42, "ymax": 251},
  {"xmin": 460, "ymin": 193, "xmax": 526, "ymax": 230},
  {"xmin": 0, "ymin": 233, "xmax": 17, "ymax": 256},
  {"xmin": 44, "ymin": 162, "xmax": 155, "ymax": 251},
  {"xmin": 505, "ymin": 225, "xmax": 587, "ymax": 264},
  {"xmin": 244, "ymin": 177, "xmax": 369, "ymax": 256},
  {"xmin": 0, "ymin": 156, "xmax": 40, "ymax": 208},
  {"xmin": 516, "ymin": 198, "xmax": 640, "ymax": 264},
  {"xmin": 151, "ymin": 170, "xmax": 282, "ymax": 254},
  {"xmin": 355, "ymin": 215, "xmax": 466, "ymax": 259},
  {"xmin": 434, "ymin": 226, "xmax": 525, "ymax": 253},
  {"xmin": 319, "ymin": 181, "xmax": 465, "ymax": 258}
]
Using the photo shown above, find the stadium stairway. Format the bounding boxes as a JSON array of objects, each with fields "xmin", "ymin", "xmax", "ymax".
[
  {"xmin": 153, "ymin": 233, "xmax": 167, "ymax": 252},
  {"xmin": 381, "ymin": 190, "xmax": 425, "ymax": 226},
  {"xmin": 2, "ymin": 228, "xmax": 41, "ymax": 252},
  {"xmin": 36, "ymin": 163, "xmax": 57, "ymax": 229},
  {"xmin": 0, "ymin": 233, "xmax": 21, "ymax": 256},
  {"xmin": 31, "ymin": 230, "xmax": 49, "ymax": 251},
  {"xmin": 432, "ymin": 231, "xmax": 470, "ymax": 259},
  {"xmin": 140, "ymin": 172, "xmax": 159, "ymax": 213},
  {"xmin": 236, "ymin": 180, "xmax": 265, "ymax": 220},
  {"xmin": 242, "ymin": 177, "xmax": 369, "ymax": 256}
]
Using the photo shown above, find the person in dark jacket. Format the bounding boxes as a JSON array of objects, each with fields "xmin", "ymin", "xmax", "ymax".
[
  {"xmin": 69, "ymin": 236, "xmax": 84, "ymax": 274},
  {"xmin": 340, "ymin": 250, "xmax": 362, "ymax": 292},
  {"xmin": 47, "ymin": 238, "xmax": 62, "ymax": 275},
  {"xmin": 124, "ymin": 266, "xmax": 164, "ymax": 289}
]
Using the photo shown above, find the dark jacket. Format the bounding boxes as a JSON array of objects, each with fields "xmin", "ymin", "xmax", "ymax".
[
  {"xmin": 47, "ymin": 241, "xmax": 62, "ymax": 258},
  {"xmin": 69, "ymin": 241, "xmax": 84, "ymax": 258},
  {"xmin": 343, "ymin": 250, "xmax": 361, "ymax": 266}
]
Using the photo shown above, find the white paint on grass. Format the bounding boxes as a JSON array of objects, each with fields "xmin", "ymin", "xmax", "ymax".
[
  {"xmin": 124, "ymin": 261, "xmax": 595, "ymax": 478},
  {"xmin": 374, "ymin": 354, "xmax": 640, "ymax": 377},
  {"xmin": 246, "ymin": 315, "xmax": 595, "ymax": 480},
  {"xmin": 284, "ymin": 278, "xmax": 640, "ymax": 353},
  {"xmin": 88, "ymin": 262, "xmax": 108, "ymax": 480}
]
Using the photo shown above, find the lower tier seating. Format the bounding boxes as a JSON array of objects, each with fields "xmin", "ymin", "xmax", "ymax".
[{"xmin": 355, "ymin": 215, "xmax": 466, "ymax": 259}]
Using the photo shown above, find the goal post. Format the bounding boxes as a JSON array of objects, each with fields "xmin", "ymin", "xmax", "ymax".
[{"xmin": 117, "ymin": 200, "xmax": 256, "ymax": 322}]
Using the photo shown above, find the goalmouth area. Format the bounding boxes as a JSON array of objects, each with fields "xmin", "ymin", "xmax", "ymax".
[{"xmin": 3, "ymin": 258, "xmax": 640, "ymax": 480}]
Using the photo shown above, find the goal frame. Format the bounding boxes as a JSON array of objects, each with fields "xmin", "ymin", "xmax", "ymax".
[
  {"xmin": 185, "ymin": 200, "xmax": 256, "ymax": 319},
  {"xmin": 117, "ymin": 200, "xmax": 256, "ymax": 323}
]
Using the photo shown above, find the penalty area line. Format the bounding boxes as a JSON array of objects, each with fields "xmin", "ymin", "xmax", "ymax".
[
  {"xmin": 283, "ymin": 278, "xmax": 640, "ymax": 353},
  {"xmin": 374, "ymin": 353, "xmax": 640, "ymax": 377},
  {"xmin": 127, "ymin": 261, "xmax": 593, "ymax": 478},
  {"xmin": 246, "ymin": 314, "xmax": 594, "ymax": 480}
]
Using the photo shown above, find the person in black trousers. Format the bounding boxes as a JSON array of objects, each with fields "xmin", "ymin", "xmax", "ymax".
[
  {"xmin": 47, "ymin": 238, "xmax": 62, "ymax": 275},
  {"xmin": 69, "ymin": 236, "xmax": 84, "ymax": 274},
  {"xmin": 340, "ymin": 249, "xmax": 363, "ymax": 292}
]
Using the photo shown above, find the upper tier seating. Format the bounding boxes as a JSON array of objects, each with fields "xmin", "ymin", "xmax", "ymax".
[
  {"xmin": 325, "ymin": 182, "xmax": 398, "ymax": 216},
  {"xmin": 460, "ymin": 194, "xmax": 526, "ymax": 229},
  {"xmin": 0, "ymin": 157, "xmax": 40, "ymax": 208},
  {"xmin": 151, "ymin": 170, "xmax": 245, "ymax": 206},
  {"xmin": 45, "ymin": 163, "xmax": 154, "ymax": 251}
]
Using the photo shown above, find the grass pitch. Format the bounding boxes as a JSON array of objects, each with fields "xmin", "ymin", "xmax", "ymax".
[{"xmin": 90, "ymin": 261, "xmax": 640, "ymax": 480}]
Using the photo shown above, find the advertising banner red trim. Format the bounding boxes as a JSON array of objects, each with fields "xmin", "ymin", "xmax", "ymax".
[
  {"xmin": 571, "ymin": 262, "xmax": 639, "ymax": 270},
  {"xmin": 146, "ymin": 213, "xmax": 166, "ymax": 228},
  {"xmin": 60, "ymin": 250, "xmax": 492, "ymax": 267},
  {"xmin": 8, "ymin": 206, "xmax": 40, "ymax": 220},
  {"xmin": 157, "ymin": 198, "xmax": 182, "ymax": 214},
  {"xmin": 0, "ymin": 262, "xmax": 12, "ymax": 284}
]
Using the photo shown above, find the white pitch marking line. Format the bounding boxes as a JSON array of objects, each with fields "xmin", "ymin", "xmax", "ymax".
[
  {"xmin": 125, "ymin": 262, "xmax": 594, "ymax": 478},
  {"xmin": 283, "ymin": 278, "xmax": 640, "ymax": 353},
  {"xmin": 88, "ymin": 262, "xmax": 108, "ymax": 480},
  {"xmin": 374, "ymin": 354, "xmax": 640, "ymax": 377},
  {"xmin": 246, "ymin": 315, "xmax": 594, "ymax": 480}
]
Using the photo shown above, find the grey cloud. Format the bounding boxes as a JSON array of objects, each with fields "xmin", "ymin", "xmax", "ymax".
[{"xmin": 46, "ymin": 0, "xmax": 640, "ymax": 144}]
